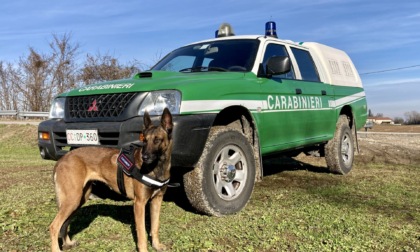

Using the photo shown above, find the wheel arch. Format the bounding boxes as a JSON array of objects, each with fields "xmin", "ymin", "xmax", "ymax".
[
  {"xmin": 213, "ymin": 106, "xmax": 263, "ymax": 181},
  {"xmin": 339, "ymin": 105, "xmax": 354, "ymax": 129},
  {"xmin": 339, "ymin": 104, "xmax": 360, "ymax": 153}
]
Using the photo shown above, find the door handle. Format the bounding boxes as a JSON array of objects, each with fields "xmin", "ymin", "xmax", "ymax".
[
  {"xmin": 295, "ymin": 88, "xmax": 302, "ymax": 94},
  {"xmin": 321, "ymin": 90, "xmax": 327, "ymax": 95}
]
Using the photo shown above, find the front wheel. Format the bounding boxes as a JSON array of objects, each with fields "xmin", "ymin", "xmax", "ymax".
[
  {"xmin": 183, "ymin": 127, "xmax": 256, "ymax": 216},
  {"xmin": 325, "ymin": 115, "xmax": 354, "ymax": 175}
]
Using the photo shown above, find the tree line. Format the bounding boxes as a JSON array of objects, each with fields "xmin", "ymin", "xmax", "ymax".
[
  {"xmin": 0, "ymin": 33, "xmax": 144, "ymax": 112},
  {"xmin": 368, "ymin": 110, "xmax": 420, "ymax": 125}
]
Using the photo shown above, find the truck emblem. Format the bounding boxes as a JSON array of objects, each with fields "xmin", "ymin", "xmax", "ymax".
[{"xmin": 87, "ymin": 100, "xmax": 99, "ymax": 112}]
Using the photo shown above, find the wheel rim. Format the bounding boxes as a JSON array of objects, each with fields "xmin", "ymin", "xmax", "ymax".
[
  {"xmin": 212, "ymin": 144, "xmax": 248, "ymax": 201},
  {"xmin": 341, "ymin": 132, "xmax": 353, "ymax": 167}
]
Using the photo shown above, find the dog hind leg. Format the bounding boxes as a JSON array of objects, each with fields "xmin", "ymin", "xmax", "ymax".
[
  {"xmin": 50, "ymin": 169, "xmax": 89, "ymax": 251},
  {"xmin": 60, "ymin": 217, "xmax": 78, "ymax": 250},
  {"xmin": 50, "ymin": 197, "xmax": 81, "ymax": 252},
  {"xmin": 60, "ymin": 182, "xmax": 92, "ymax": 250}
]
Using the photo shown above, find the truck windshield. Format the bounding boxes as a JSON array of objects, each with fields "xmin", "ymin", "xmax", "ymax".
[{"xmin": 152, "ymin": 39, "xmax": 260, "ymax": 72}]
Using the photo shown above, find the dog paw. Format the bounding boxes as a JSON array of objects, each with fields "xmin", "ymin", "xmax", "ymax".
[
  {"xmin": 62, "ymin": 240, "xmax": 79, "ymax": 250},
  {"xmin": 153, "ymin": 243, "xmax": 167, "ymax": 251}
]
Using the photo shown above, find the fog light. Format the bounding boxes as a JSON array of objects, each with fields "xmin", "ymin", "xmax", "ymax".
[{"xmin": 40, "ymin": 147, "xmax": 46, "ymax": 159}]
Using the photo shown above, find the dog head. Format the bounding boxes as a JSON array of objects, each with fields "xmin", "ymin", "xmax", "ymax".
[{"xmin": 141, "ymin": 108, "xmax": 173, "ymax": 165}]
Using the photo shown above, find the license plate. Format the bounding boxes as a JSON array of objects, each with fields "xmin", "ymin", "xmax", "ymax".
[{"xmin": 66, "ymin": 129, "xmax": 100, "ymax": 145}]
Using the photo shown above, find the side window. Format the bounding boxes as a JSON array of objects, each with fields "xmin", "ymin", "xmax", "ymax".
[
  {"xmin": 291, "ymin": 48, "xmax": 320, "ymax": 82},
  {"xmin": 263, "ymin": 43, "xmax": 295, "ymax": 79}
]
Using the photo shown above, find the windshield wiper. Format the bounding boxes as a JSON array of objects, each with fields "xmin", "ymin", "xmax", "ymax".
[
  {"xmin": 179, "ymin": 66, "xmax": 208, "ymax": 72},
  {"xmin": 179, "ymin": 66, "xmax": 228, "ymax": 72},
  {"xmin": 208, "ymin": 66, "xmax": 228, "ymax": 72}
]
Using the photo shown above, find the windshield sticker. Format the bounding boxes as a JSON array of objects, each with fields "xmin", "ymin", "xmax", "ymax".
[{"xmin": 78, "ymin": 83, "xmax": 134, "ymax": 92}]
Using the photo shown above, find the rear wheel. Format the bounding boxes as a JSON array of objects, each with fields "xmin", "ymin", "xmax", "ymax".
[
  {"xmin": 183, "ymin": 126, "xmax": 256, "ymax": 216},
  {"xmin": 325, "ymin": 115, "xmax": 354, "ymax": 175}
]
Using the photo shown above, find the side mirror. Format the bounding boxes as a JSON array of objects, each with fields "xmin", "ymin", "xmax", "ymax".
[{"xmin": 265, "ymin": 56, "xmax": 291, "ymax": 77}]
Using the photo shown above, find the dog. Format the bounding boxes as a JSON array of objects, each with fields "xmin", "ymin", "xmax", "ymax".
[{"xmin": 49, "ymin": 108, "xmax": 173, "ymax": 252}]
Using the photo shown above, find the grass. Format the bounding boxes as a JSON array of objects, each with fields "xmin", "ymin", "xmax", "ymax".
[{"xmin": 1, "ymin": 124, "xmax": 419, "ymax": 251}]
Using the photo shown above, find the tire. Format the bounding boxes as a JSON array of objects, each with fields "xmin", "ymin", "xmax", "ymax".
[
  {"xmin": 325, "ymin": 115, "xmax": 354, "ymax": 175},
  {"xmin": 183, "ymin": 126, "xmax": 256, "ymax": 216}
]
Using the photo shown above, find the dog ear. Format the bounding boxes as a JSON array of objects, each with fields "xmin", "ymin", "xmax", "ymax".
[
  {"xmin": 161, "ymin": 108, "xmax": 173, "ymax": 137},
  {"xmin": 144, "ymin": 110, "xmax": 152, "ymax": 129}
]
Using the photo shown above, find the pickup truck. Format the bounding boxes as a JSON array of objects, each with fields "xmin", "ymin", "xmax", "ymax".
[{"xmin": 38, "ymin": 22, "xmax": 368, "ymax": 216}]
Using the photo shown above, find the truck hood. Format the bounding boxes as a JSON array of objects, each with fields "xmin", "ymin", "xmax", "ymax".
[{"xmin": 63, "ymin": 71, "xmax": 249, "ymax": 97}]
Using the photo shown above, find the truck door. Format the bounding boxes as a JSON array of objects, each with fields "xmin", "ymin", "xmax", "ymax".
[
  {"xmin": 289, "ymin": 46, "xmax": 335, "ymax": 142},
  {"xmin": 258, "ymin": 42, "xmax": 310, "ymax": 153}
]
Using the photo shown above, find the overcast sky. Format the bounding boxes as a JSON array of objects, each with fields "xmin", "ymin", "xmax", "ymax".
[{"xmin": 1, "ymin": 0, "xmax": 419, "ymax": 118}]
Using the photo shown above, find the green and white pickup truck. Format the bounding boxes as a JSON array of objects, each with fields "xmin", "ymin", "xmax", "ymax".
[{"xmin": 38, "ymin": 22, "xmax": 367, "ymax": 216}]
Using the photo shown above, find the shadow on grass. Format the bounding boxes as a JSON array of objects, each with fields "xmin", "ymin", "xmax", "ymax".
[
  {"xmin": 64, "ymin": 174, "xmax": 197, "ymax": 247},
  {"xmin": 68, "ymin": 204, "xmax": 135, "ymax": 240},
  {"xmin": 262, "ymin": 154, "xmax": 330, "ymax": 177},
  {"xmin": 81, "ymin": 155, "xmax": 330, "ymax": 221}
]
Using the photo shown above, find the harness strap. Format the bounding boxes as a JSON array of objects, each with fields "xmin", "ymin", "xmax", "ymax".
[
  {"xmin": 117, "ymin": 165, "xmax": 127, "ymax": 196},
  {"xmin": 116, "ymin": 142, "xmax": 171, "ymax": 195},
  {"xmin": 131, "ymin": 169, "xmax": 170, "ymax": 188}
]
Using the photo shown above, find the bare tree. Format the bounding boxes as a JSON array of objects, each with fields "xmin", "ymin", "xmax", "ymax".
[
  {"xmin": 404, "ymin": 111, "xmax": 420, "ymax": 125},
  {"xmin": 0, "ymin": 61, "xmax": 11, "ymax": 110},
  {"xmin": 147, "ymin": 49, "xmax": 165, "ymax": 69},
  {"xmin": 15, "ymin": 48, "xmax": 52, "ymax": 111},
  {"xmin": 49, "ymin": 33, "xmax": 79, "ymax": 95},
  {"xmin": 393, "ymin": 117, "xmax": 404, "ymax": 125},
  {"xmin": 7, "ymin": 33, "xmax": 80, "ymax": 112},
  {"xmin": 79, "ymin": 52, "xmax": 141, "ymax": 85},
  {"xmin": 1, "ymin": 33, "xmax": 145, "ymax": 112}
]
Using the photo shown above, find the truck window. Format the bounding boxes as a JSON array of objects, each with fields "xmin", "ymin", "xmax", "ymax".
[
  {"xmin": 291, "ymin": 47, "xmax": 320, "ymax": 82},
  {"xmin": 152, "ymin": 40, "xmax": 260, "ymax": 72},
  {"xmin": 262, "ymin": 43, "xmax": 295, "ymax": 79}
]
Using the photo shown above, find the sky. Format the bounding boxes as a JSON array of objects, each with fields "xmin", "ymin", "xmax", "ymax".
[{"xmin": 1, "ymin": 0, "xmax": 419, "ymax": 118}]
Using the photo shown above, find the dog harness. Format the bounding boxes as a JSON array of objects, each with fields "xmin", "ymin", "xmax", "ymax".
[{"xmin": 116, "ymin": 141, "xmax": 170, "ymax": 197}]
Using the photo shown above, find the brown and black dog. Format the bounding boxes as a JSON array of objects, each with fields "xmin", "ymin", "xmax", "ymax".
[{"xmin": 49, "ymin": 108, "xmax": 173, "ymax": 252}]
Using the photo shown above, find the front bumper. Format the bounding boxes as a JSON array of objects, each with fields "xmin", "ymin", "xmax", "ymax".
[{"xmin": 38, "ymin": 114, "xmax": 216, "ymax": 167}]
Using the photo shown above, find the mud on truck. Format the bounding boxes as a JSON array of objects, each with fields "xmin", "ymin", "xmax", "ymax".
[{"xmin": 38, "ymin": 22, "xmax": 368, "ymax": 216}]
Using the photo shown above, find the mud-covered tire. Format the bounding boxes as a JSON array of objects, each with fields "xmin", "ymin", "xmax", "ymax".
[
  {"xmin": 183, "ymin": 126, "xmax": 256, "ymax": 216},
  {"xmin": 325, "ymin": 115, "xmax": 354, "ymax": 175}
]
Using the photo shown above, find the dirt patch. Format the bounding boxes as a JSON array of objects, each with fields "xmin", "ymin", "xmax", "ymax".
[
  {"xmin": 271, "ymin": 125, "xmax": 420, "ymax": 170},
  {"xmin": 356, "ymin": 132, "xmax": 420, "ymax": 165},
  {"xmin": 290, "ymin": 130, "xmax": 420, "ymax": 167},
  {"xmin": 356, "ymin": 124, "xmax": 420, "ymax": 165}
]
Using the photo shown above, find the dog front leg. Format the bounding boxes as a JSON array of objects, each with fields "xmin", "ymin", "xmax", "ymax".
[
  {"xmin": 150, "ymin": 193, "xmax": 166, "ymax": 251},
  {"xmin": 134, "ymin": 197, "xmax": 148, "ymax": 252}
]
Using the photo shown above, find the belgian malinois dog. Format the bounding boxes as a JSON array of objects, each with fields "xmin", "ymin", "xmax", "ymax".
[{"xmin": 49, "ymin": 108, "xmax": 173, "ymax": 252}]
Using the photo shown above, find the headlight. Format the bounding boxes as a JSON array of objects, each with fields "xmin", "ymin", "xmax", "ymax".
[
  {"xmin": 138, "ymin": 90, "xmax": 181, "ymax": 116},
  {"xmin": 49, "ymin": 97, "xmax": 66, "ymax": 119}
]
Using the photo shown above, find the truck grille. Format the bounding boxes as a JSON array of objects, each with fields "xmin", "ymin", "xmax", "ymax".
[{"xmin": 67, "ymin": 93, "xmax": 136, "ymax": 119}]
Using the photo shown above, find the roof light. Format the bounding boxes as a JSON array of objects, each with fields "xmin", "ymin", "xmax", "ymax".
[
  {"xmin": 217, "ymin": 23, "xmax": 235, "ymax": 38},
  {"xmin": 265, "ymin": 21, "xmax": 277, "ymax": 38}
]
